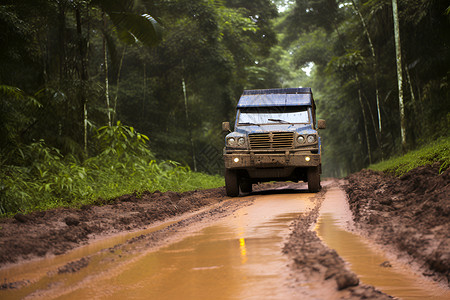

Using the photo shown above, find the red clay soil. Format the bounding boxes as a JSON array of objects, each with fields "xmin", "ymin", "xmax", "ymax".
[
  {"xmin": 1, "ymin": 165, "xmax": 447, "ymax": 297},
  {"xmin": 344, "ymin": 162, "xmax": 450, "ymax": 286},
  {"xmin": 283, "ymin": 188, "xmax": 392, "ymax": 299},
  {"xmin": 0, "ymin": 188, "xmax": 227, "ymax": 266},
  {"xmin": 0, "ymin": 182, "xmax": 282, "ymax": 267}
]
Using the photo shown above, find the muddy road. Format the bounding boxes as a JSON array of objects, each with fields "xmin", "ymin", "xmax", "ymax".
[{"xmin": 1, "ymin": 165, "xmax": 449, "ymax": 299}]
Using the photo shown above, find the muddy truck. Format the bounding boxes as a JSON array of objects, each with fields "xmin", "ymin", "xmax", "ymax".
[{"xmin": 222, "ymin": 88, "xmax": 326, "ymax": 196}]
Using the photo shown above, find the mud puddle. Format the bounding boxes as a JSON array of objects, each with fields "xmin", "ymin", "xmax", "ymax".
[
  {"xmin": 1, "ymin": 189, "xmax": 317, "ymax": 299},
  {"xmin": 0, "ymin": 203, "xmax": 223, "ymax": 291},
  {"xmin": 317, "ymin": 185, "xmax": 450, "ymax": 299}
]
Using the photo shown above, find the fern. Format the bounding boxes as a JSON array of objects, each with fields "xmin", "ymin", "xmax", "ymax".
[{"xmin": 0, "ymin": 123, "xmax": 224, "ymax": 216}]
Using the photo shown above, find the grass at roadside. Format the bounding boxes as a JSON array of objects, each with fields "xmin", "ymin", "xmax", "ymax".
[
  {"xmin": 368, "ymin": 136, "xmax": 450, "ymax": 176},
  {"xmin": 0, "ymin": 122, "xmax": 224, "ymax": 217},
  {"xmin": 0, "ymin": 152, "xmax": 224, "ymax": 217}
]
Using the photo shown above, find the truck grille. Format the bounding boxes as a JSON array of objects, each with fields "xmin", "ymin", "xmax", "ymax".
[{"xmin": 249, "ymin": 132, "xmax": 294, "ymax": 149}]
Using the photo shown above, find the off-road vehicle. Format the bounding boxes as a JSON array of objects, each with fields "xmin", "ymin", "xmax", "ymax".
[{"xmin": 222, "ymin": 88, "xmax": 326, "ymax": 196}]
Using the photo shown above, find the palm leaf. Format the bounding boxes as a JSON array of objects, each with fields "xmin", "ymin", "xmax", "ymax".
[
  {"xmin": 108, "ymin": 12, "xmax": 163, "ymax": 47},
  {"xmin": 92, "ymin": 0, "xmax": 163, "ymax": 47},
  {"xmin": 0, "ymin": 85, "xmax": 27, "ymax": 100}
]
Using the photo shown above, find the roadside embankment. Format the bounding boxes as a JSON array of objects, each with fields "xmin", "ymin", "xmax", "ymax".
[
  {"xmin": 0, "ymin": 187, "xmax": 227, "ymax": 266},
  {"xmin": 345, "ymin": 162, "xmax": 450, "ymax": 286}
]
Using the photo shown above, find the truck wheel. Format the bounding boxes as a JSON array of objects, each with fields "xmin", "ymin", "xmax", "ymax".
[
  {"xmin": 240, "ymin": 181, "xmax": 252, "ymax": 193},
  {"xmin": 307, "ymin": 166, "xmax": 320, "ymax": 193},
  {"xmin": 225, "ymin": 169, "xmax": 239, "ymax": 197}
]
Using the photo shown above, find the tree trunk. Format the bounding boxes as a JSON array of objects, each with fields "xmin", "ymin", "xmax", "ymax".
[
  {"xmin": 351, "ymin": 0, "xmax": 382, "ymax": 133},
  {"xmin": 142, "ymin": 61, "xmax": 146, "ymax": 126},
  {"xmin": 392, "ymin": 0, "xmax": 406, "ymax": 152},
  {"xmin": 362, "ymin": 92, "xmax": 381, "ymax": 151},
  {"xmin": 182, "ymin": 76, "xmax": 197, "ymax": 172},
  {"xmin": 358, "ymin": 86, "xmax": 372, "ymax": 165},
  {"xmin": 84, "ymin": 102, "xmax": 88, "ymax": 154},
  {"xmin": 76, "ymin": 7, "xmax": 89, "ymax": 154},
  {"xmin": 404, "ymin": 61, "xmax": 422, "ymax": 126},
  {"xmin": 113, "ymin": 46, "xmax": 126, "ymax": 124},
  {"xmin": 57, "ymin": 2, "xmax": 67, "ymax": 141},
  {"xmin": 103, "ymin": 14, "xmax": 111, "ymax": 126},
  {"xmin": 58, "ymin": 1, "xmax": 66, "ymax": 83}
]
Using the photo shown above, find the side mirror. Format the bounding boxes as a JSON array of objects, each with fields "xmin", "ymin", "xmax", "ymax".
[
  {"xmin": 318, "ymin": 119, "xmax": 326, "ymax": 129},
  {"xmin": 222, "ymin": 121, "xmax": 231, "ymax": 133}
]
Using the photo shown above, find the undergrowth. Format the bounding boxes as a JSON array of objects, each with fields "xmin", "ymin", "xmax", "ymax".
[
  {"xmin": 368, "ymin": 136, "xmax": 450, "ymax": 176},
  {"xmin": 0, "ymin": 122, "xmax": 224, "ymax": 216}
]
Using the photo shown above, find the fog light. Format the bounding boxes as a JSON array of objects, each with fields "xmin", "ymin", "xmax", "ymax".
[
  {"xmin": 234, "ymin": 157, "xmax": 240, "ymax": 163},
  {"xmin": 305, "ymin": 156, "xmax": 311, "ymax": 162}
]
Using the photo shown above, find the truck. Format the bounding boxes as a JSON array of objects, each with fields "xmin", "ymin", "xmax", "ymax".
[{"xmin": 222, "ymin": 88, "xmax": 326, "ymax": 196}]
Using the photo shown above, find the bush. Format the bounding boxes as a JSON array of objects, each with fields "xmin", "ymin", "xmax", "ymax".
[{"xmin": 0, "ymin": 122, "xmax": 224, "ymax": 216}]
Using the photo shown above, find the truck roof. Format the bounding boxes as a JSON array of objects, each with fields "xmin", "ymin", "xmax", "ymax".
[{"xmin": 237, "ymin": 88, "xmax": 314, "ymax": 108}]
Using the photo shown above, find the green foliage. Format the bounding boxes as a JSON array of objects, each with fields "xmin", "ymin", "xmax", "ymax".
[
  {"xmin": 0, "ymin": 0, "xmax": 282, "ymax": 177},
  {"xmin": 292, "ymin": 29, "xmax": 331, "ymax": 67},
  {"xmin": 3, "ymin": 0, "xmax": 448, "ymax": 213},
  {"xmin": 368, "ymin": 136, "xmax": 450, "ymax": 176},
  {"xmin": 0, "ymin": 85, "xmax": 42, "ymax": 153},
  {"xmin": 0, "ymin": 123, "xmax": 223, "ymax": 216},
  {"xmin": 277, "ymin": 0, "xmax": 450, "ymax": 176},
  {"xmin": 95, "ymin": 121, "xmax": 151, "ymax": 157}
]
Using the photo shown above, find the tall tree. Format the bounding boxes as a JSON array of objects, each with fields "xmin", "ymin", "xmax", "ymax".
[
  {"xmin": 350, "ymin": 0, "xmax": 382, "ymax": 135},
  {"xmin": 391, "ymin": 0, "xmax": 406, "ymax": 151}
]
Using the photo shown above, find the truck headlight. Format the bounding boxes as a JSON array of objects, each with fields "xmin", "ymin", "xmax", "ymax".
[
  {"xmin": 238, "ymin": 137, "xmax": 245, "ymax": 146},
  {"xmin": 307, "ymin": 135, "xmax": 316, "ymax": 143},
  {"xmin": 297, "ymin": 135, "xmax": 305, "ymax": 144},
  {"xmin": 227, "ymin": 137, "xmax": 236, "ymax": 146}
]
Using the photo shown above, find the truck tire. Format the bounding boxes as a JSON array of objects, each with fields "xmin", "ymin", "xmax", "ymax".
[
  {"xmin": 240, "ymin": 181, "xmax": 252, "ymax": 193},
  {"xmin": 225, "ymin": 169, "xmax": 239, "ymax": 197},
  {"xmin": 307, "ymin": 166, "xmax": 320, "ymax": 193}
]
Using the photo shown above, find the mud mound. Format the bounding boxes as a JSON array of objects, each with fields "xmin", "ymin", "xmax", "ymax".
[
  {"xmin": 58, "ymin": 257, "xmax": 90, "ymax": 274},
  {"xmin": 0, "ymin": 187, "xmax": 227, "ymax": 266},
  {"xmin": 345, "ymin": 163, "xmax": 450, "ymax": 285},
  {"xmin": 284, "ymin": 190, "xmax": 391, "ymax": 299}
]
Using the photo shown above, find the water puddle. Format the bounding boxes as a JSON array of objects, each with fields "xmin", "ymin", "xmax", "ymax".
[
  {"xmin": 3, "ymin": 184, "xmax": 448, "ymax": 299},
  {"xmin": 1, "ymin": 190, "xmax": 316, "ymax": 299},
  {"xmin": 0, "ymin": 207, "xmax": 207, "ymax": 288},
  {"xmin": 317, "ymin": 186, "xmax": 450, "ymax": 299}
]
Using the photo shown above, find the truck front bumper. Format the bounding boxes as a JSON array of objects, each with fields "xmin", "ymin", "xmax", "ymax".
[{"xmin": 224, "ymin": 151, "xmax": 321, "ymax": 169}]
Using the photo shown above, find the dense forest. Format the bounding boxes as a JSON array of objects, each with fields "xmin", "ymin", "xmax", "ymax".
[{"xmin": 1, "ymin": 0, "xmax": 449, "ymax": 214}]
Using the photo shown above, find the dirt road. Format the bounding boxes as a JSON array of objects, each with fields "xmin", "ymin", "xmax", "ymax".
[{"xmin": 0, "ymin": 164, "xmax": 449, "ymax": 299}]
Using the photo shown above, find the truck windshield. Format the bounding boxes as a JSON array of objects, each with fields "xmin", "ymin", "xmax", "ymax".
[{"xmin": 238, "ymin": 107, "xmax": 309, "ymax": 125}]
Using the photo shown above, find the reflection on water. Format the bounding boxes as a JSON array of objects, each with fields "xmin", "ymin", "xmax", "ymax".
[
  {"xmin": 3, "ymin": 185, "xmax": 447, "ymax": 300},
  {"xmin": 239, "ymin": 238, "xmax": 248, "ymax": 264},
  {"xmin": 0, "ymin": 192, "xmax": 315, "ymax": 300},
  {"xmin": 0, "ymin": 216, "xmax": 185, "ymax": 285},
  {"xmin": 317, "ymin": 186, "xmax": 450, "ymax": 300}
]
